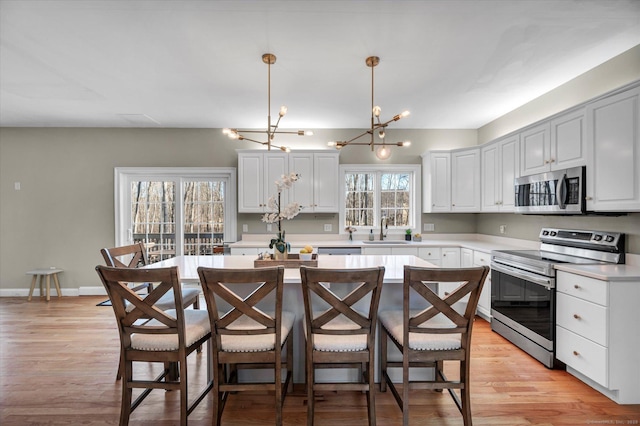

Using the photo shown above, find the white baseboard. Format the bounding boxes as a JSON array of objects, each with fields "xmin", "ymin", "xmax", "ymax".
[{"xmin": 0, "ymin": 287, "xmax": 100, "ymax": 297}]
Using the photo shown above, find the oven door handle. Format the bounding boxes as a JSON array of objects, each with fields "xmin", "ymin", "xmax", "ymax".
[{"xmin": 491, "ymin": 261, "xmax": 554, "ymax": 289}]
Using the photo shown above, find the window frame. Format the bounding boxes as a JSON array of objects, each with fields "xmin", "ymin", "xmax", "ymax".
[
  {"xmin": 338, "ymin": 164, "xmax": 421, "ymax": 235},
  {"xmin": 114, "ymin": 167, "xmax": 237, "ymax": 249}
]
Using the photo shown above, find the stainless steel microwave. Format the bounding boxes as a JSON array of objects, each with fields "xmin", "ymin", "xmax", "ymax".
[{"xmin": 514, "ymin": 166, "xmax": 586, "ymax": 214}]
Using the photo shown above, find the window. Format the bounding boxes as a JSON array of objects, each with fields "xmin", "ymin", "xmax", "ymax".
[
  {"xmin": 340, "ymin": 165, "xmax": 421, "ymax": 233},
  {"xmin": 115, "ymin": 168, "xmax": 236, "ymax": 263}
]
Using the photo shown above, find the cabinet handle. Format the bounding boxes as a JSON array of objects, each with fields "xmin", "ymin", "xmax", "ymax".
[
  {"xmin": 452, "ymin": 204, "xmax": 456, "ymax": 206},
  {"xmin": 443, "ymin": 254, "xmax": 446, "ymax": 257},
  {"xmin": 444, "ymin": 292, "xmax": 450, "ymax": 296},
  {"xmin": 573, "ymin": 314, "xmax": 581, "ymax": 320},
  {"xmin": 574, "ymin": 284, "xmax": 580, "ymax": 289},
  {"xmin": 545, "ymin": 160, "xmax": 550, "ymax": 164},
  {"xmin": 573, "ymin": 350, "xmax": 580, "ymax": 356},
  {"xmin": 585, "ymin": 196, "xmax": 593, "ymax": 201},
  {"xmin": 550, "ymin": 158, "xmax": 555, "ymax": 163}
]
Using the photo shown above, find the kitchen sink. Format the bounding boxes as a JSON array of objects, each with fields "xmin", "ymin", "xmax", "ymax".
[{"xmin": 362, "ymin": 240, "xmax": 409, "ymax": 244}]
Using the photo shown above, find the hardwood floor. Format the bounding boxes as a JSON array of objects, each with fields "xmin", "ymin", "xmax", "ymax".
[{"xmin": 1, "ymin": 296, "xmax": 638, "ymax": 425}]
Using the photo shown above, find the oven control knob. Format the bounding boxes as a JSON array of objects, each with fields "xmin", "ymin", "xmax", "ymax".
[
  {"xmin": 549, "ymin": 231, "xmax": 557, "ymax": 237},
  {"xmin": 542, "ymin": 230, "xmax": 549, "ymax": 236},
  {"xmin": 593, "ymin": 234, "xmax": 603, "ymax": 241},
  {"xmin": 605, "ymin": 235, "xmax": 615, "ymax": 243}
]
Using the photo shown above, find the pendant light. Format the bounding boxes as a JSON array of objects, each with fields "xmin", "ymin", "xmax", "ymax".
[
  {"xmin": 327, "ymin": 56, "xmax": 410, "ymax": 159},
  {"xmin": 223, "ymin": 53, "xmax": 313, "ymax": 152}
]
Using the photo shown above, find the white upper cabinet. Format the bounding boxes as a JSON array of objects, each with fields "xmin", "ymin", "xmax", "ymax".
[
  {"xmin": 423, "ymin": 148, "xmax": 480, "ymax": 213},
  {"xmin": 520, "ymin": 109, "xmax": 586, "ymax": 176},
  {"xmin": 289, "ymin": 151, "xmax": 339, "ymax": 213},
  {"xmin": 239, "ymin": 150, "xmax": 339, "ymax": 214},
  {"xmin": 520, "ymin": 122, "xmax": 551, "ymax": 175},
  {"xmin": 481, "ymin": 134, "xmax": 520, "ymax": 212},
  {"xmin": 585, "ymin": 86, "xmax": 640, "ymax": 212},
  {"xmin": 422, "ymin": 151, "xmax": 451, "ymax": 212},
  {"xmin": 550, "ymin": 108, "xmax": 587, "ymax": 170},
  {"xmin": 238, "ymin": 151, "xmax": 288, "ymax": 213},
  {"xmin": 451, "ymin": 147, "xmax": 481, "ymax": 212}
]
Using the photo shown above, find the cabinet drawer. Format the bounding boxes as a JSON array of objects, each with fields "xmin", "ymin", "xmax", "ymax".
[
  {"xmin": 557, "ymin": 271, "xmax": 608, "ymax": 305},
  {"xmin": 392, "ymin": 247, "xmax": 419, "ymax": 256},
  {"xmin": 473, "ymin": 250, "xmax": 490, "ymax": 266},
  {"xmin": 418, "ymin": 247, "xmax": 441, "ymax": 260},
  {"xmin": 556, "ymin": 293, "xmax": 607, "ymax": 346},
  {"xmin": 556, "ymin": 326, "xmax": 608, "ymax": 387},
  {"xmin": 438, "ymin": 282, "xmax": 470, "ymax": 302}
]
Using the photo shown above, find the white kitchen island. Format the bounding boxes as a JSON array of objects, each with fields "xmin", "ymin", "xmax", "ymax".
[{"xmin": 146, "ymin": 254, "xmax": 436, "ymax": 383}]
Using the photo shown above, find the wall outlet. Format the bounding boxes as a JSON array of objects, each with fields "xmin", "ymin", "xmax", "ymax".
[
  {"xmin": 423, "ymin": 223, "xmax": 435, "ymax": 232},
  {"xmin": 14, "ymin": 182, "xmax": 21, "ymax": 191},
  {"xmin": 242, "ymin": 224, "xmax": 248, "ymax": 233},
  {"xmin": 499, "ymin": 225, "xmax": 506, "ymax": 234},
  {"xmin": 323, "ymin": 224, "xmax": 332, "ymax": 232},
  {"xmin": 267, "ymin": 223, "xmax": 273, "ymax": 232}
]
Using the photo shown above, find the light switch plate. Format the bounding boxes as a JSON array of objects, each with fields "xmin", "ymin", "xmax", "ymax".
[
  {"xmin": 423, "ymin": 223, "xmax": 435, "ymax": 232},
  {"xmin": 242, "ymin": 224, "xmax": 248, "ymax": 233},
  {"xmin": 324, "ymin": 224, "xmax": 332, "ymax": 232},
  {"xmin": 267, "ymin": 224, "xmax": 273, "ymax": 232}
]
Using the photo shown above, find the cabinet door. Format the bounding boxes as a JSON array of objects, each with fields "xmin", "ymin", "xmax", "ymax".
[
  {"xmin": 289, "ymin": 152, "xmax": 314, "ymax": 210},
  {"xmin": 441, "ymin": 247, "xmax": 460, "ymax": 268},
  {"xmin": 238, "ymin": 152, "xmax": 265, "ymax": 212},
  {"xmin": 481, "ymin": 142, "xmax": 500, "ymax": 212},
  {"xmin": 423, "ymin": 152, "xmax": 451, "ymax": 212},
  {"xmin": 461, "ymin": 248, "xmax": 473, "ymax": 267},
  {"xmin": 499, "ymin": 135, "xmax": 520, "ymax": 211},
  {"xmin": 264, "ymin": 153, "xmax": 288, "ymax": 206},
  {"xmin": 451, "ymin": 148, "xmax": 480, "ymax": 212},
  {"xmin": 520, "ymin": 122, "xmax": 551, "ymax": 175},
  {"xmin": 313, "ymin": 153, "xmax": 339, "ymax": 212},
  {"xmin": 586, "ymin": 86, "xmax": 640, "ymax": 212},
  {"xmin": 550, "ymin": 108, "xmax": 586, "ymax": 170}
]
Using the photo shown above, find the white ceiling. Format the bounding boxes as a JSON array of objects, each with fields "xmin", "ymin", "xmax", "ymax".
[{"xmin": 1, "ymin": 0, "xmax": 639, "ymax": 130}]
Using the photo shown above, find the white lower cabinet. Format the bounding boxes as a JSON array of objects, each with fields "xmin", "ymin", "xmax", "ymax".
[
  {"xmin": 229, "ymin": 247, "xmax": 263, "ymax": 256},
  {"xmin": 472, "ymin": 250, "xmax": 492, "ymax": 320},
  {"xmin": 460, "ymin": 248, "xmax": 492, "ymax": 320},
  {"xmin": 418, "ymin": 247, "xmax": 442, "ymax": 266},
  {"xmin": 555, "ymin": 270, "xmax": 640, "ymax": 404}
]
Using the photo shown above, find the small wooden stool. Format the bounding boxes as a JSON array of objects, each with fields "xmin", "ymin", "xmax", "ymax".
[{"xmin": 27, "ymin": 269, "xmax": 63, "ymax": 301}]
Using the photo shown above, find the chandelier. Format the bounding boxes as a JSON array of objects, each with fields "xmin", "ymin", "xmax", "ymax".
[
  {"xmin": 328, "ymin": 56, "xmax": 410, "ymax": 160},
  {"xmin": 223, "ymin": 53, "xmax": 313, "ymax": 152}
]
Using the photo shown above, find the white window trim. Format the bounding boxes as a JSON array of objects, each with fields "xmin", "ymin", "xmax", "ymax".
[
  {"xmin": 114, "ymin": 167, "xmax": 237, "ymax": 247},
  {"xmin": 338, "ymin": 164, "xmax": 421, "ymax": 235}
]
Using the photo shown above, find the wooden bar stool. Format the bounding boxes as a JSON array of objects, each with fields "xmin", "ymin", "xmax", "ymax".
[{"xmin": 27, "ymin": 268, "xmax": 63, "ymax": 301}]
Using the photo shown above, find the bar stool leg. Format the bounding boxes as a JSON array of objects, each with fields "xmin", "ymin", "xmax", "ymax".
[
  {"xmin": 53, "ymin": 273, "xmax": 62, "ymax": 298},
  {"xmin": 28, "ymin": 275, "xmax": 37, "ymax": 301},
  {"xmin": 39, "ymin": 275, "xmax": 45, "ymax": 298},
  {"xmin": 46, "ymin": 275, "xmax": 51, "ymax": 301}
]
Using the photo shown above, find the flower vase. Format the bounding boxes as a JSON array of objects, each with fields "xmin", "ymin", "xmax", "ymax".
[{"xmin": 274, "ymin": 247, "xmax": 288, "ymax": 260}]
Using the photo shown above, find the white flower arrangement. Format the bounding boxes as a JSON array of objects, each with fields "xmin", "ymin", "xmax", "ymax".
[{"xmin": 261, "ymin": 172, "xmax": 303, "ymax": 254}]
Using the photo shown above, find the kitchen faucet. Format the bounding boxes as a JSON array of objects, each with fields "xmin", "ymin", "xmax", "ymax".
[{"xmin": 380, "ymin": 217, "xmax": 387, "ymax": 240}]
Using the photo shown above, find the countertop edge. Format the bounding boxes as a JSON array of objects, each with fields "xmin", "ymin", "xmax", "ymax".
[{"xmin": 555, "ymin": 264, "xmax": 640, "ymax": 281}]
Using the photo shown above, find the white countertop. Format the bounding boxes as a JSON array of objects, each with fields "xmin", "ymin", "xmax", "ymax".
[
  {"xmin": 230, "ymin": 233, "xmax": 538, "ymax": 254},
  {"xmin": 145, "ymin": 254, "xmax": 436, "ymax": 284},
  {"xmin": 555, "ymin": 263, "xmax": 640, "ymax": 281}
]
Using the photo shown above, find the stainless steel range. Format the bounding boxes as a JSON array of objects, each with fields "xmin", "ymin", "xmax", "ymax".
[{"xmin": 490, "ymin": 228, "xmax": 625, "ymax": 368}]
